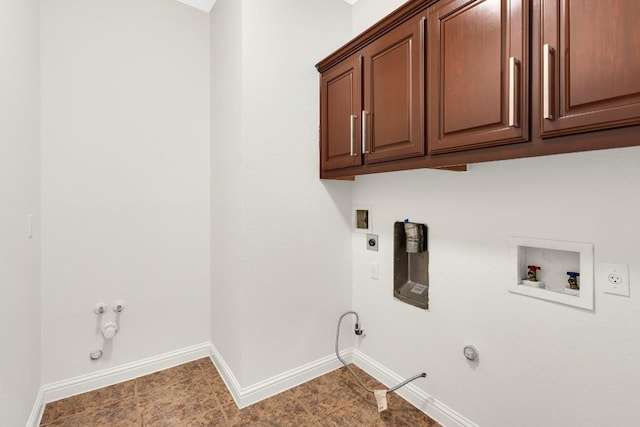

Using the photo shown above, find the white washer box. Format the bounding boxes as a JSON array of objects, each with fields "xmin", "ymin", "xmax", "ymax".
[{"xmin": 509, "ymin": 236, "xmax": 594, "ymax": 310}]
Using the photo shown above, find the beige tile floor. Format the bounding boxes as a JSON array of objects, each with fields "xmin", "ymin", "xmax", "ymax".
[{"xmin": 40, "ymin": 358, "xmax": 440, "ymax": 426}]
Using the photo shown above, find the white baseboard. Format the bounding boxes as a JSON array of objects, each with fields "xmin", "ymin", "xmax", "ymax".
[
  {"xmin": 207, "ymin": 342, "xmax": 352, "ymax": 409},
  {"xmin": 351, "ymin": 349, "xmax": 478, "ymax": 427},
  {"xmin": 25, "ymin": 387, "xmax": 44, "ymax": 427},
  {"xmin": 28, "ymin": 342, "xmax": 210, "ymax": 426}
]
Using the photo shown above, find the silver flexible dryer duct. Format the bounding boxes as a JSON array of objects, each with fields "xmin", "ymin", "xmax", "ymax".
[{"xmin": 335, "ymin": 311, "xmax": 427, "ymax": 394}]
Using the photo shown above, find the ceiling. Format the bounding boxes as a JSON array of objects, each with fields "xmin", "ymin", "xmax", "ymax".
[
  {"xmin": 176, "ymin": 0, "xmax": 216, "ymax": 12},
  {"xmin": 177, "ymin": 0, "xmax": 358, "ymax": 13}
]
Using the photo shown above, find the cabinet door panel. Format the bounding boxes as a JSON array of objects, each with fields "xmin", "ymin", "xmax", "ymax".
[
  {"xmin": 320, "ymin": 56, "xmax": 362, "ymax": 171},
  {"xmin": 363, "ymin": 16, "xmax": 425, "ymax": 164},
  {"xmin": 442, "ymin": 1, "xmax": 502, "ymax": 134},
  {"xmin": 541, "ymin": 0, "xmax": 640, "ymax": 137},
  {"xmin": 429, "ymin": 0, "xmax": 528, "ymax": 154}
]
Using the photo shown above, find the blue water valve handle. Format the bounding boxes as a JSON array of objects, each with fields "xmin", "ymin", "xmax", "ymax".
[
  {"xmin": 404, "ymin": 218, "xmax": 410, "ymax": 223},
  {"xmin": 567, "ymin": 272, "xmax": 580, "ymax": 277}
]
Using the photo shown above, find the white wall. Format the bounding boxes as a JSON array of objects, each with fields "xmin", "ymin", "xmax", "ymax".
[
  {"xmin": 0, "ymin": 0, "xmax": 41, "ymax": 424},
  {"xmin": 211, "ymin": 0, "xmax": 244, "ymax": 379},
  {"xmin": 24, "ymin": 1, "xmax": 640, "ymax": 425},
  {"xmin": 352, "ymin": 149, "xmax": 640, "ymax": 426},
  {"xmin": 40, "ymin": 0, "xmax": 211, "ymax": 383},
  {"xmin": 351, "ymin": 0, "xmax": 405, "ymax": 34},
  {"xmin": 211, "ymin": 0, "xmax": 354, "ymax": 388}
]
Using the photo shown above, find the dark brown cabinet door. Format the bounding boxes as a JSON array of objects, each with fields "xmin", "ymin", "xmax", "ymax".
[
  {"xmin": 320, "ymin": 56, "xmax": 363, "ymax": 171},
  {"xmin": 361, "ymin": 15, "xmax": 426, "ymax": 164},
  {"xmin": 428, "ymin": 0, "xmax": 529, "ymax": 154},
  {"xmin": 540, "ymin": 0, "xmax": 640, "ymax": 137}
]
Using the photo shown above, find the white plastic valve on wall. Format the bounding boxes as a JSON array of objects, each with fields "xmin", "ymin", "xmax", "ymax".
[
  {"xmin": 94, "ymin": 302, "xmax": 107, "ymax": 315},
  {"xmin": 90, "ymin": 300, "xmax": 125, "ymax": 360},
  {"xmin": 101, "ymin": 321, "xmax": 118, "ymax": 339}
]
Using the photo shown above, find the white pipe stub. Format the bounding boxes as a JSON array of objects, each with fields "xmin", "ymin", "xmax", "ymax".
[
  {"xmin": 102, "ymin": 321, "xmax": 118, "ymax": 339},
  {"xmin": 463, "ymin": 345, "xmax": 478, "ymax": 361}
]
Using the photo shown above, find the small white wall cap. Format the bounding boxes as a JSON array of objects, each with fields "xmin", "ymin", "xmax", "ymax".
[
  {"xmin": 101, "ymin": 321, "xmax": 118, "ymax": 339},
  {"xmin": 176, "ymin": 0, "xmax": 216, "ymax": 13}
]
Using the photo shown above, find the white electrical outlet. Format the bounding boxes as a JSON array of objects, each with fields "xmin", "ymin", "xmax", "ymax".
[{"xmin": 603, "ymin": 263, "xmax": 630, "ymax": 296}]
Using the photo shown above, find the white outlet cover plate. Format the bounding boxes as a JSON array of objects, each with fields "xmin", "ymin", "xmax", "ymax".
[
  {"xmin": 603, "ymin": 263, "xmax": 630, "ymax": 296},
  {"xmin": 370, "ymin": 262, "xmax": 379, "ymax": 280}
]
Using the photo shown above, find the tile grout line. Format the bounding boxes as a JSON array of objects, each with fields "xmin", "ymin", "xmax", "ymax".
[
  {"xmin": 197, "ymin": 358, "xmax": 232, "ymax": 426},
  {"xmin": 134, "ymin": 378, "xmax": 143, "ymax": 426},
  {"xmin": 291, "ymin": 393, "xmax": 324, "ymax": 426}
]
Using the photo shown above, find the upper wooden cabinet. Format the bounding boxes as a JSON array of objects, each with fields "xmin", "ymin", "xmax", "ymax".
[
  {"xmin": 540, "ymin": 0, "xmax": 640, "ymax": 137},
  {"xmin": 316, "ymin": 0, "xmax": 640, "ymax": 179},
  {"xmin": 361, "ymin": 15, "xmax": 426, "ymax": 164},
  {"xmin": 320, "ymin": 55, "xmax": 363, "ymax": 171},
  {"xmin": 317, "ymin": 7, "xmax": 428, "ymax": 175},
  {"xmin": 427, "ymin": 0, "xmax": 529, "ymax": 154}
]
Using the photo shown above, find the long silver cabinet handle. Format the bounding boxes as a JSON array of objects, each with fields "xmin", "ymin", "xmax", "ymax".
[
  {"xmin": 362, "ymin": 110, "xmax": 370, "ymax": 154},
  {"xmin": 543, "ymin": 44, "xmax": 554, "ymax": 120},
  {"xmin": 508, "ymin": 57, "xmax": 520, "ymax": 127},
  {"xmin": 350, "ymin": 114, "xmax": 357, "ymax": 157}
]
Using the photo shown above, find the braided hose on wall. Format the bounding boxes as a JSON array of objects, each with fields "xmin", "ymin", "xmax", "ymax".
[{"xmin": 335, "ymin": 311, "xmax": 427, "ymax": 394}]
